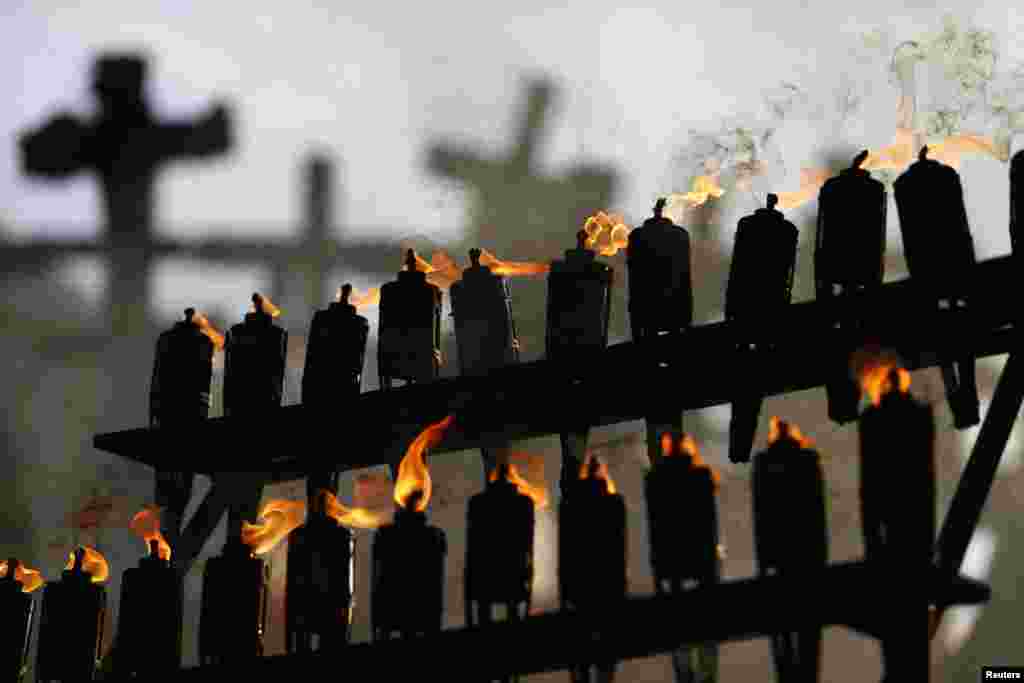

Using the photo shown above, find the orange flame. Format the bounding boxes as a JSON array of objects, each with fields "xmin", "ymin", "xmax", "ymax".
[
  {"xmin": 767, "ymin": 416, "xmax": 815, "ymax": 450},
  {"xmin": 582, "ymin": 211, "xmax": 632, "ymax": 256},
  {"xmin": 681, "ymin": 175, "xmax": 726, "ymax": 206},
  {"xmin": 394, "ymin": 415, "xmax": 455, "ymax": 511},
  {"xmin": 64, "ymin": 546, "xmax": 109, "ymax": 583},
  {"xmin": 774, "ymin": 167, "xmax": 833, "ymax": 210},
  {"xmin": 129, "ymin": 506, "xmax": 172, "ymax": 561},
  {"xmin": 0, "ymin": 560, "xmax": 44, "ymax": 593},
  {"xmin": 248, "ymin": 293, "xmax": 281, "ymax": 318},
  {"xmin": 338, "ymin": 286, "xmax": 381, "ymax": 309},
  {"xmin": 659, "ymin": 433, "xmax": 721, "ymax": 492},
  {"xmin": 192, "ymin": 312, "xmax": 225, "ymax": 351},
  {"xmin": 477, "ymin": 249, "xmax": 551, "ymax": 277},
  {"xmin": 856, "ymin": 353, "xmax": 912, "ymax": 407},
  {"xmin": 488, "ymin": 462, "xmax": 549, "ymax": 509},
  {"xmin": 240, "ymin": 499, "xmax": 306, "ymax": 555},
  {"xmin": 320, "ymin": 489, "xmax": 390, "ymax": 529},
  {"xmin": 577, "ymin": 454, "xmax": 617, "ymax": 495}
]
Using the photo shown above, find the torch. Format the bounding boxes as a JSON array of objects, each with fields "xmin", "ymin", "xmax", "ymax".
[
  {"xmin": 626, "ymin": 198, "xmax": 693, "ymax": 343},
  {"xmin": 559, "ymin": 455, "xmax": 626, "ymax": 683},
  {"xmin": 285, "ymin": 489, "xmax": 356, "ymax": 654},
  {"xmin": 302, "ymin": 282, "xmax": 370, "ymax": 492},
  {"xmin": 0, "ymin": 559, "xmax": 43, "ymax": 683},
  {"xmin": 114, "ymin": 508, "xmax": 181, "ymax": 676},
  {"xmin": 35, "ymin": 547, "xmax": 108, "ymax": 683},
  {"xmin": 751, "ymin": 419, "xmax": 827, "ymax": 683},
  {"xmin": 1012, "ymin": 149, "xmax": 1024, "ymax": 256},
  {"xmin": 198, "ymin": 536, "xmax": 270, "ymax": 665},
  {"xmin": 546, "ymin": 229, "xmax": 614, "ymax": 492},
  {"xmin": 371, "ymin": 416, "xmax": 452, "ymax": 641},
  {"xmin": 450, "ymin": 248, "xmax": 520, "ymax": 480},
  {"xmin": 893, "ymin": 146, "xmax": 979, "ymax": 428},
  {"xmin": 149, "ymin": 308, "xmax": 222, "ymax": 542},
  {"xmin": 378, "ymin": 250, "xmax": 443, "ymax": 389},
  {"xmin": 815, "ymin": 151, "xmax": 887, "ymax": 424},
  {"xmin": 644, "ymin": 431, "xmax": 721, "ymax": 683},
  {"xmin": 725, "ymin": 194, "xmax": 798, "ymax": 463},
  {"xmin": 858, "ymin": 365, "xmax": 934, "ymax": 681},
  {"xmin": 465, "ymin": 463, "xmax": 543, "ymax": 681}
]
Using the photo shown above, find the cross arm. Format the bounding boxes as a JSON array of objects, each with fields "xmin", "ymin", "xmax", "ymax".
[
  {"xmin": 19, "ymin": 112, "xmax": 91, "ymax": 178},
  {"xmin": 157, "ymin": 104, "xmax": 233, "ymax": 162}
]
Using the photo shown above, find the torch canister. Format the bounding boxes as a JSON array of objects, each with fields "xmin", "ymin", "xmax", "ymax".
[
  {"xmin": 450, "ymin": 249, "xmax": 519, "ymax": 375},
  {"xmin": 1012, "ymin": 149, "xmax": 1024, "ymax": 256},
  {"xmin": 378, "ymin": 250, "xmax": 443, "ymax": 389},
  {"xmin": 285, "ymin": 491, "xmax": 355, "ymax": 654},
  {"xmin": 815, "ymin": 151, "xmax": 887, "ymax": 424},
  {"xmin": 894, "ymin": 147, "xmax": 979, "ymax": 428},
  {"xmin": 546, "ymin": 230, "xmax": 614, "ymax": 373},
  {"xmin": 371, "ymin": 499, "xmax": 447, "ymax": 641},
  {"xmin": 116, "ymin": 541, "xmax": 183, "ymax": 675},
  {"xmin": 751, "ymin": 421, "xmax": 827, "ymax": 683},
  {"xmin": 1, "ymin": 560, "xmax": 36, "ymax": 683},
  {"xmin": 35, "ymin": 549, "xmax": 106, "ymax": 683},
  {"xmin": 302, "ymin": 283, "xmax": 370, "ymax": 492},
  {"xmin": 859, "ymin": 369, "xmax": 934, "ymax": 681},
  {"xmin": 198, "ymin": 539, "xmax": 269, "ymax": 665},
  {"xmin": 223, "ymin": 294, "xmax": 287, "ymax": 417},
  {"xmin": 465, "ymin": 466, "xmax": 535, "ymax": 624},
  {"xmin": 626, "ymin": 198, "xmax": 692, "ymax": 343},
  {"xmin": 559, "ymin": 457, "xmax": 626, "ymax": 683},
  {"xmin": 725, "ymin": 194, "xmax": 798, "ymax": 463}
]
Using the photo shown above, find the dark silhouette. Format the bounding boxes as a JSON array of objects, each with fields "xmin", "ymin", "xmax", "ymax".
[
  {"xmin": 645, "ymin": 430, "xmax": 720, "ymax": 681},
  {"xmin": 465, "ymin": 464, "xmax": 535, "ymax": 683},
  {"xmin": 626, "ymin": 198, "xmax": 693, "ymax": 343},
  {"xmin": 1011, "ymin": 150, "xmax": 1023, "ymax": 256},
  {"xmin": 116, "ymin": 540, "xmax": 183, "ymax": 677},
  {"xmin": 546, "ymin": 231, "xmax": 614, "ymax": 495},
  {"xmin": 815, "ymin": 150, "xmax": 887, "ymax": 424},
  {"xmin": 726, "ymin": 194, "xmax": 798, "ymax": 464},
  {"xmin": 559, "ymin": 457, "xmax": 626, "ymax": 682},
  {"xmin": 858, "ymin": 368, "xmax": 935, "ymax": 681},
  {"xmin": 199, "ymin": 537, "xmax": 269, "ymax": 665},
  {"xmin": 371, "ymin": 496, "xmax": 447, "ymax": 641},
  {"xmin": 285, "ymin": 490, "xmax": 355, "ymax": 654},
  {"xmin": 35, "ymin": 548, "xmax": 107, "ymax": 683},
  {"xmin": 894, "ymin": 146, "xmax": 979, "ymax": 428},
  {"xmin": 302, "ymin": 283, "xmax": 369, "ymax": 494},
  {"xmin": 752, "ymin": 422, "xmax": 827, "ymax": 683},
  {"xmin": 378, "ymin": 250, "xmax": 443, "ymax": 390},
  {"xmin": 1, "ymin": 559, "xmax": 35, "ymax": 683}
]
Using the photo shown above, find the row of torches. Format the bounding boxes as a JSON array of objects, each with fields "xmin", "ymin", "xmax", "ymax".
[
  {"xmin": 3, "ymin": 143, "xmax": 1007, "ymax": 682},
  {"xmin": 0, "ymin": 367, "xmax": 928, "ymax": 683}
]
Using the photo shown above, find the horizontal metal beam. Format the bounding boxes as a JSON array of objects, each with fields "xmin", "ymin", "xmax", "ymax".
[
  {"xmin": 93, "ymin": 256, "xmax": 1020, "ymax": 480},
  {"xmin": 159, "ymin": 562, "xmax": 986, "ymax": 681}
]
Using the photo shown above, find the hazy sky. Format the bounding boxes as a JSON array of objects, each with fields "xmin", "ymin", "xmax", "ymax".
[{"xmin": 5, "ymin": 0, "xmax": 1023, "ymax": 250}]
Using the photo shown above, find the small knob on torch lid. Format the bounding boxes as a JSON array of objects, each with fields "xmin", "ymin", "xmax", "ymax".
[
  {"xmin": 148, "ymin": 539, "xmax": 160, "ymax": 559},
  {"xmin": 469, "ymin": 248, "xmax": 481, "ymax": 267},
  {"xmin": 72, "ymin": 547, "xmax": 85, "ymax": 572},
  {"xmin": 653, "ymin": 197, "xmax": 667, "ymax": 217},
  {"xmin": 251, "ymin": 292, "xmax": 263, "ymax": 313},
  {"xmin": 340, "ymin": 283, "xmax": 352, "ymax": 304},
  {"xmin": 919, "ymin": 145, "xmax": 929, "ymax": 162},
  {"xmin": 766, "ymin": 193, "xmax": 779, "ymax": 211},
  {"xmin": 851, "ymin": 150, "xmax": 869, "ymax": 170},
  {"xmin": 576, "ymin": 229, "xmax": 588, "ymax": 250},
  {"xmin": 184, "ymin": 308, "xmax": 195, "ymax": 323},
  {"xmin": 3, "ymin": 558, "xmax": 18, "ymax": 579},
  {"xmin": 405, "ymin": 249, "xmax": 417, "ymax": 272}
]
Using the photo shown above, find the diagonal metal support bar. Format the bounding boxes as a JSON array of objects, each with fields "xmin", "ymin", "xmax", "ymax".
[
  {"xmin": 936, "ymin": 351, "xmax": 1024, "ymax": 577},
  {"xmin": 172, "ymin": 482, "xmax": 233, "ymax": 572}
]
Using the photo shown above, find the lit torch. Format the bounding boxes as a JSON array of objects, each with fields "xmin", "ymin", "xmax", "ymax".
[
  {"xmin": 303, "ymin": 282, "xmax": 371, "ymax": 495},
  {"xmin": 725, "ymin": 193, "xmax": 799, "ymax": 463},
  {"xmin": 225, "ymin": 293, "xmax": 287, "ymax": 417},
  {"xmin": 1, "ymin": 559, "xmax": 43, "ymax": 683},
  {"xmin": 752, "ymin": 418, "xmax": 827, "ymax": 683},
  {"xmin": 581, "ymin": 211, "xmax": 631, "ymax": 257},
  {"xmin": 645, "ymin": 431, "xmax": 721, "ymax": 682},
  {"xmin": 894, "ymin": 146, "xmax": 979, "ymax": 428},
  {"xmin": 559, "ymin": 454, "xmax": 626, "ymax": 682},
  {"xmin": 858, "ymin": 364, "xmax": 934, "ymax": 680},
  {"xmin": 372, "ymin": 416, "xmax": 453, "ymax": 640},
  {"xmin": 36, "ymin": 547, "xmax": 108, "ymax": 683},
  {"xmin": 378, "ymin": 250, "xmax": 444, "ymax": 388},
  {"xmin": 117, "ymin": 507, "xmax": 183, "ymax": 675}
]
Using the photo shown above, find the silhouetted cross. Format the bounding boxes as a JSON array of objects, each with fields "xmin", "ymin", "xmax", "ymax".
[{"xmin": 20, "ymin": 53, "xmax": 233, "ymax": 337}]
